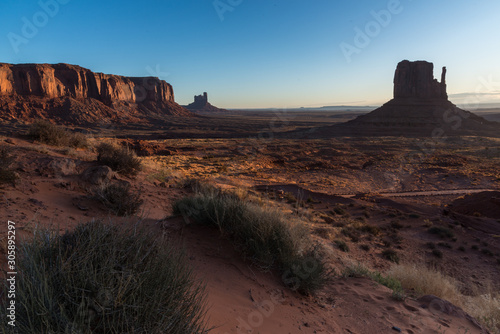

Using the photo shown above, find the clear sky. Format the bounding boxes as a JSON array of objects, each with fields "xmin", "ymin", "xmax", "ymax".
[{"xmin": 1, "ymin": 0, "xmax": 499, "ymax": 109}]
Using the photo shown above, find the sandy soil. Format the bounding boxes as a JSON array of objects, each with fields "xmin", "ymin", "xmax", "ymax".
[{"xmin": 1, "ymin": 129, "xmax": 498, "ymax": 333}]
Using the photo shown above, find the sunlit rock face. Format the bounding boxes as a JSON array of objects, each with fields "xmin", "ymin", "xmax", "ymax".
[{"xmin": 0, "ymin": 63, "xmax": 191, "ymax": 125}]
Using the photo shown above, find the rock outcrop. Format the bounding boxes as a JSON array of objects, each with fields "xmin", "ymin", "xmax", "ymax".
[
  {"xmin": 0, "ymin": 63, "xmax": 191, "ymax": 125},
  {"xmin": 184, "ymin": 92, "xmax": 226, "ymax": 112},
  {"xmin": 291, "ymin": 60, "xmax": 500, "ymax": 138},
  {"xmin": 333, "ymin": 60, "xmax": 500, "ymax": 136},
  {"xmin": 393, "ymin": 60, "xmax": 447, "ymax": 100}
]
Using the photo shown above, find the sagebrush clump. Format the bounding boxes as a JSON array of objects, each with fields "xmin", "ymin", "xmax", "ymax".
[
  {"xmin": 173, "ymin": 184, "xmax": 332, "ymax": 295},
  {"xmin": 28, "ymin": 120, "xmax": 88, "ymax": 148},
  {"xmin": 92, "ymin": 182, "xmax": 143, "ymax": 216},
  {"xmin": 96, "ymin": 142, "xmax": 142, "ymax": 176},
  {"xmin": 0, "ymin": 221, "xmax": 208, "ymax": 333}
]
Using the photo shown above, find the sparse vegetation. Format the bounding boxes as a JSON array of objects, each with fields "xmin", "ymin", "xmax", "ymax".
[
  {"xmin": 432, "ymin": 249, "xmax": 443, "ymax": 258},
  {"xmin": 96, "ymin": 142, "xmax": 142, "ymax": 175},
  {"xmin": 437, "ymin": 241, "xmax": 452, "ymax": 249},
  {"xmin": 173, "ymin": 184, "xmax": 332, "ymax": 295},
  {"xmin": 427, "ymin": 226, "xmax": 454, "ymax": 239},
  {"xmin": 28, "ymin": 120, "xmax": 88, "ymax": 148},
  {"xmin": 360, "ymin": 244, "xmax": 370, "ymax": 251},
  {"xmin": 382, "ymin": 249, "xmax": 400, "ymax": 263},
  {"xmin": 482, "ymin": 248, "xmax": 494, "ymax": 256},
  {"xmin": 0, "ymin": 146, "xmax": 18, "ymax": 185},
  {"xmin": 390, "ymin": 221, "xmax": 404, "ymax": 229},
  {"xmin": 333, "ymin": 205, "xmax": 347, "ymax": 216},
  {"xmin": 387, "ymin": 264, "xmax": 500, "ymax": 333},
  {"xmin": 387, "ymin": 264, "xmax": 461, "ymax": 304},
  {"xmin": 92, "ymin": 182, "xmax": 143, "ymax": 216},
  {"xmin": 335, "ymin": 239, "xmax": 350, "ymax": 252},
  {"xmin": 0, "ymin": 221, "xmax": 208, "ymax": 333},
  {"xmin": 342, "ymin": 263, "xmax": 404, "ymax": 300}
]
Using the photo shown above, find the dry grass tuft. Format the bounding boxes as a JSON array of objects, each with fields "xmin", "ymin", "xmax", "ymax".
[
  {"xmin": 0, "ymin": 221, "xmax": 208, "ymax": 333},
  {"xmin": 387, "ymin": 263, "xmax": 500, "ymax": 333},
  {"xmin": 92, "ymin": 182, "xmax": 143, "ymax": 216},
  {"xmin": 173, "ymin": 183, "xmax": 333, "ymax": 295}
]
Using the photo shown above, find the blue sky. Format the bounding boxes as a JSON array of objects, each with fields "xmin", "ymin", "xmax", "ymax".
[{"xmin": 1, "ymin": 0, "xmax": 499, "ymax": 108}]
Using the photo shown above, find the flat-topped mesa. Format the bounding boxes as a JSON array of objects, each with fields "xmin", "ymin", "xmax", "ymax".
[
  {"xmin": 0, "ymin": 63, "xmax": 175, "ymax": 105},
  {"xmin": 0, "ymin": 63, "xmax": 192, "ymax": 124},
  {"xmin": 393, "ymin": 60, "xmax": 447, "ymax": 100}
]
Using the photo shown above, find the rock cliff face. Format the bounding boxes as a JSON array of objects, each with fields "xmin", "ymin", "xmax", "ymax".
[{"xmin": 0, "ymin": 63, "xmax": 191, "ymax": 125}]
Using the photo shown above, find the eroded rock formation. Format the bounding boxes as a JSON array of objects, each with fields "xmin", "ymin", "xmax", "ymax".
[
  {"xmin": 185, "ymin": 92, "xmax": 226, "ymax": 112},
  {"xmin": 308, "ymin": 60, "xmax": 500, "ymax": 137},
  {"xmin": 0, "ymin": 63, "xmax": 191, "ymax": 125},
  {"xmin": 393, "ymin": 60, "xmax": 447, "ymax": 100}
]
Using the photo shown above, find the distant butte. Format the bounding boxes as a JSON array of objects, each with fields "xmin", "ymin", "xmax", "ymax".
[
  {"xmin": 184, "ymin": 92, "xmax": 226, "ymax": 112},
  {"xmin": 305, "ymin": 60, "xmax": 500, "ymax": 137},
  {"xmin": 0, "ymin": 63, "xmax": 191, "ymax": 125}
]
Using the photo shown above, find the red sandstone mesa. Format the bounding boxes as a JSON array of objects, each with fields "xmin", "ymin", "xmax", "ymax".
[
  {"xmin": 0, "ymin": 63, "xmax": 191, "ymax": 125},
  {"xmin": 336, "ymin": 60, "xmax": 500, "ymax": 136}
]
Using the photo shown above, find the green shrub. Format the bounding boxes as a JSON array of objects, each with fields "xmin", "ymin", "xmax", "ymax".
[
  {"xmin": 0, "ymin": 146, "xmax": 18, "ymax": 185},
  {"xmin": 92, "ymin": 182, "xmax": 143, "ymax": 216},
  {"xmin": 0, "ymin": 221, "xmax": 208, "ymax": 333},
  {"xmin": 173, "ymin": 185, "xmax": 332, "ymax": 295},
  {"xmin": 28, "ymin": 120, "xmax": 88, "ymax": 148},
  {"xmin": 97, "ymin": 143, "xmax": 142, "ymax": 176}
]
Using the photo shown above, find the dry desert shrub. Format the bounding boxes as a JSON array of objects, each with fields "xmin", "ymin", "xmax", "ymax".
[
  {"xmin": 0, "ymin": 146, "xmax": 18, "ymax": 185},
  {"xmin": 173, "ymin": 183, "xmax": 332, "ymax": 295},
  {"xmin": 387, "ymin": 263, "xmax": 500, "ymax": 333},
  {"xmin": 464, "ymin": 293, "xmax": 500, "ymax": 334},
  {"xmin": 96, "ymin": 142, "xmax": 142, "ymax": 176},
  {"xmin": 0, "ymin": 220, "xmax": 208, "ymax": 334},
  {"xmin": 92, "ymin": 182, "xmax": 143, "ymax": 216},
  {"xmin": 387, "ymin": 264, "xmax": 462, "ymax": 305},
  {"xmin": 28, "ymin": 120, "xmax": 88, "ymax": 148}
]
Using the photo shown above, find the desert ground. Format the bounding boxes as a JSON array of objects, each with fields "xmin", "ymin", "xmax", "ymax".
[{"xmin": 1, "ymin": 109, "xmax": 499, "ymax": 333}]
